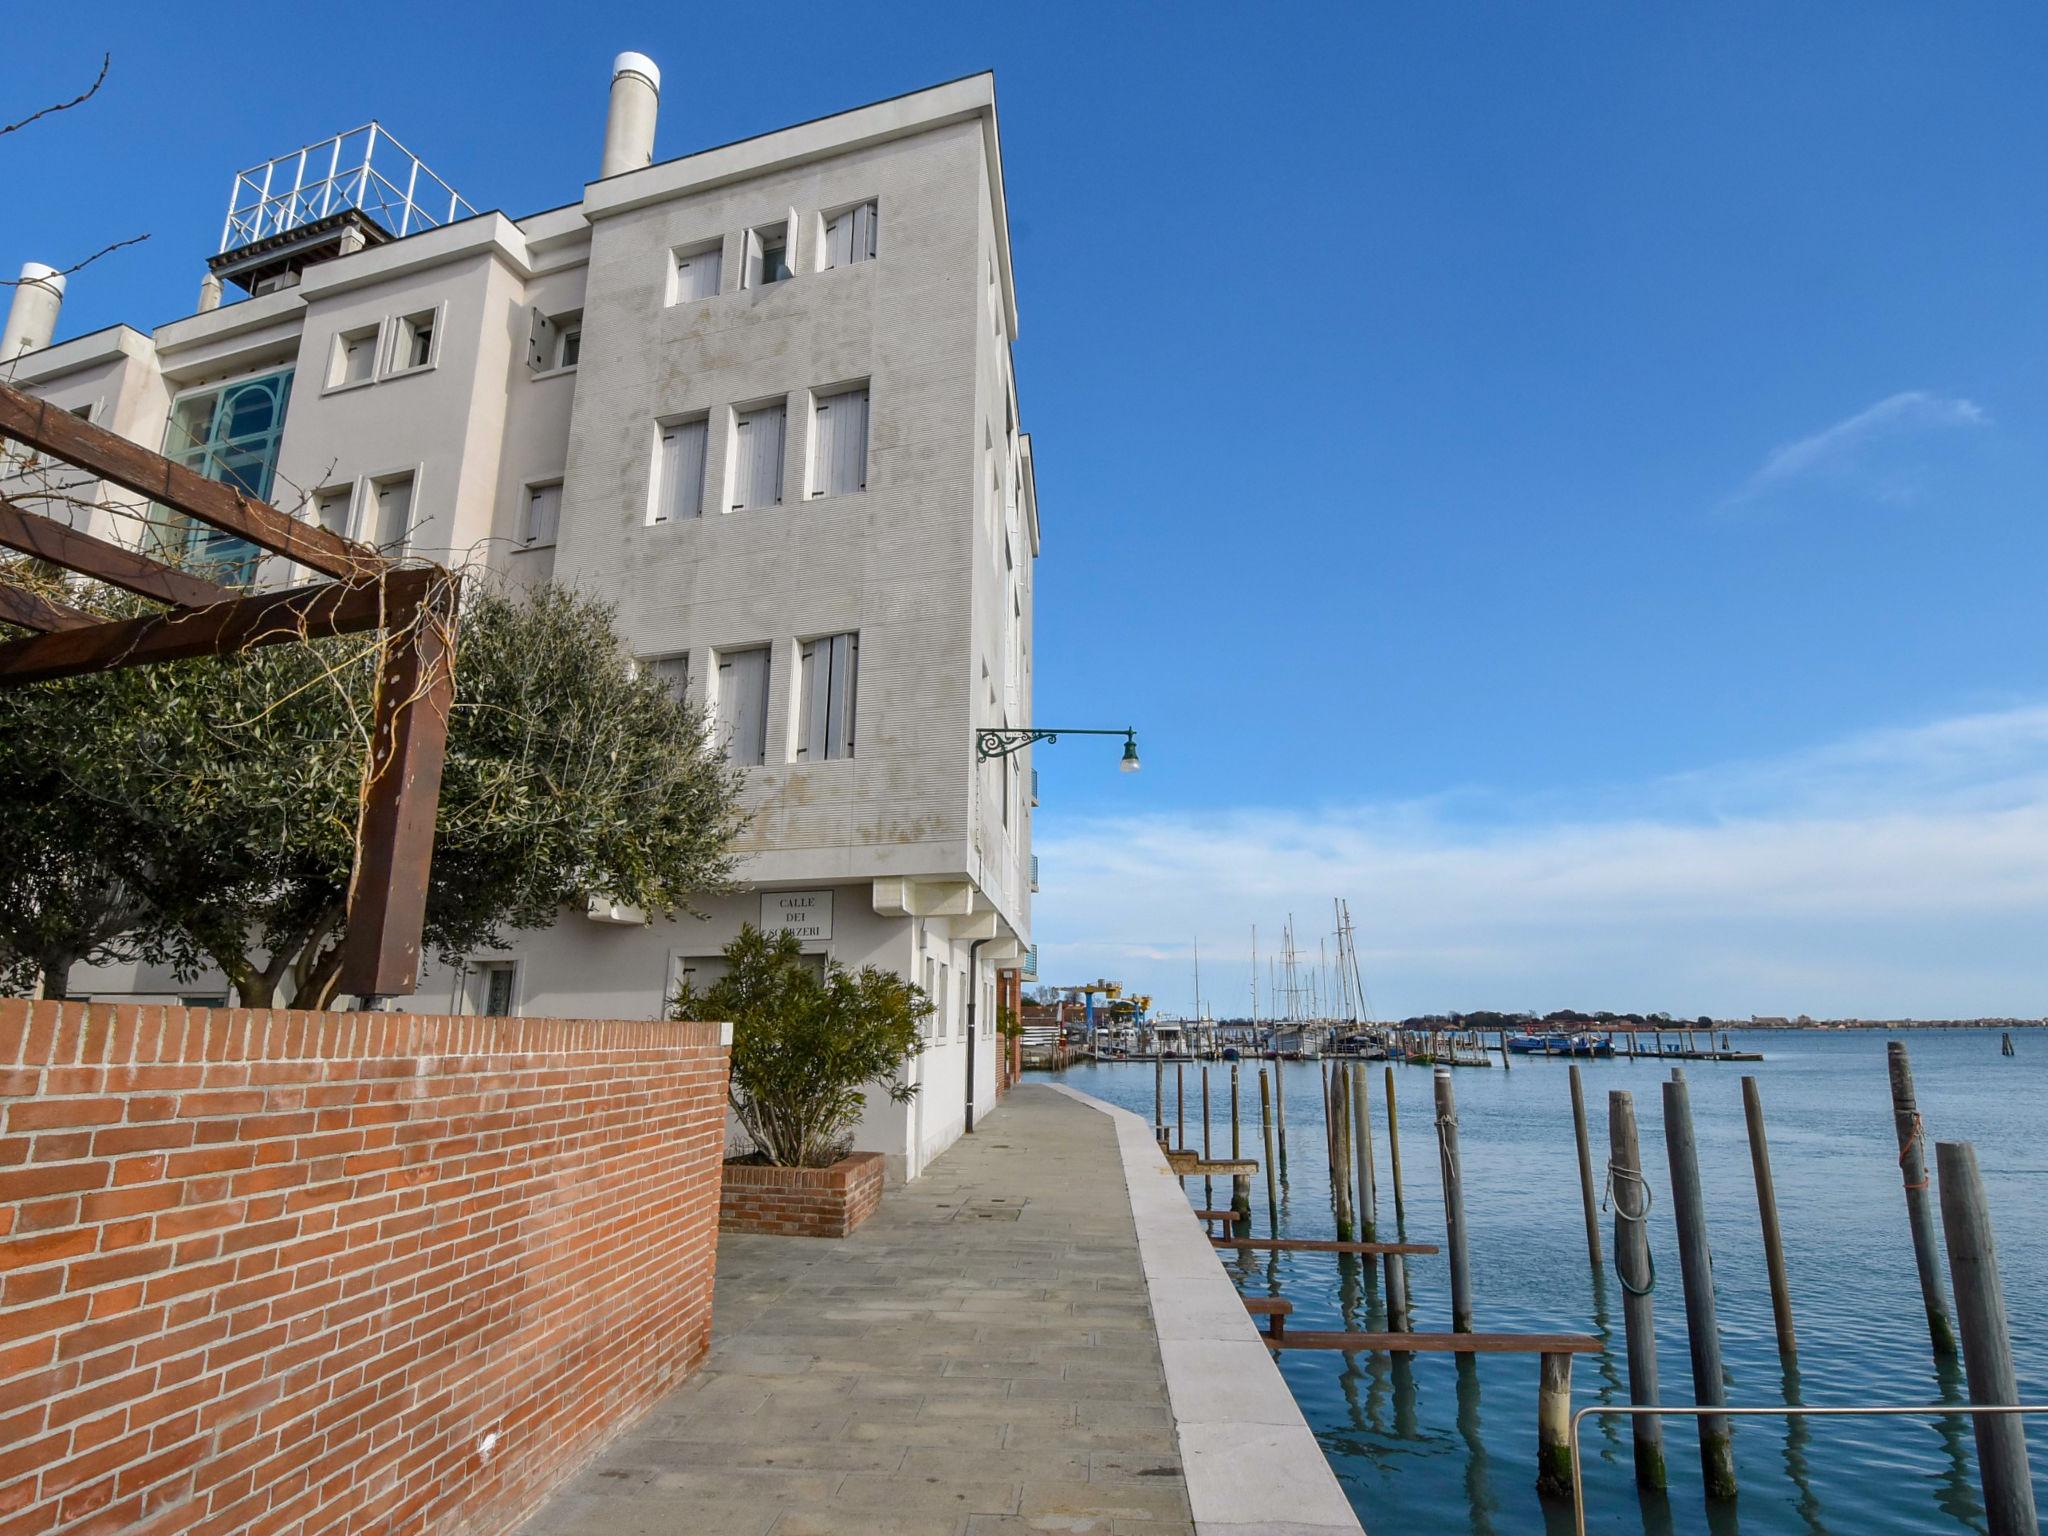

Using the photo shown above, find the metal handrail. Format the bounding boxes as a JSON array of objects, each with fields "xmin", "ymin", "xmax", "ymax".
[{"xmin": 1568, "ymin": 1401, "xmax": 2048, "ymax": 1536}]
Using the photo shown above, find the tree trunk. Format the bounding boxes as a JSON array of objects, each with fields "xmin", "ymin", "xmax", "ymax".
[{"xmin": 35, "ymin": 948, "xmax": 78, "ymax": 1001}]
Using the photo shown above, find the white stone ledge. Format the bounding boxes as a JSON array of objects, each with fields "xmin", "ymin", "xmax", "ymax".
[{"xmin": 1044, "ymin": 1083, "xmax": 1366, "ymax": 1536}]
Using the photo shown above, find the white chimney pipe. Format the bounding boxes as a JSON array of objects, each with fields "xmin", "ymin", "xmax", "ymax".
[
  {"xmin": 601, "ymin": 52, "xmax": 661, "ymax": 178},
  {"xmin": 2, "ymin": 263, "xmax": 67, "ymax": 360}
]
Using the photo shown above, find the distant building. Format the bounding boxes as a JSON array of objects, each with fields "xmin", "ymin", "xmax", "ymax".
[{"xmin": 3, "ymin": 59, "xmax": 1037, "ymax": 1179}]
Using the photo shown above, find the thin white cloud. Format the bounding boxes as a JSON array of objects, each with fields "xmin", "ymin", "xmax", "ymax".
[
  {"xmin": 1032, "ymin": 704, "xmax": 2048, "ymax": 1020},
  {"xmin": 1728, "ymin": 390, "xmax": 1987, "ymax": 506}
]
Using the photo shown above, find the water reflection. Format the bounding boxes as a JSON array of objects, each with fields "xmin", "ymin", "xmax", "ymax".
[
  {"xmin": 1778, "ymin": 1358, "xmax": 1828, "ymax": 1536},
  {"xmin": 1458, "ymin": 1353, "xmax": 1503, "ymax": 1536},
  {"xmin": 1930, "ymin": 1353, "xmax": 1985, "ymax": 1531}
]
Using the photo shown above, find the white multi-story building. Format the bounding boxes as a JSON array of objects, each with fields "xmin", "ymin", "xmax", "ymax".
[{"xmin": 1, "ymin": 58, "xmax": 1039, "ymax": 1178}]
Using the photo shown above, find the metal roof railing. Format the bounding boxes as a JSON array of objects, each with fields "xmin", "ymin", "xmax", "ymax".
[{"xmin": 220, "ymin": 123, "xmax": 475, "ymax": 253}]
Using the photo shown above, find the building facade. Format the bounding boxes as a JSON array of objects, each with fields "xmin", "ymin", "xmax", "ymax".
[{"xmin": 1, "ymin": 61, "xmax": 1038, "ymax": 1179}]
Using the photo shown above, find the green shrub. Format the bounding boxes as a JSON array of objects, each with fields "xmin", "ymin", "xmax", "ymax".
[{"xmin": 672, "ymin": 924, "xmax": 931, "ymax": 1167}]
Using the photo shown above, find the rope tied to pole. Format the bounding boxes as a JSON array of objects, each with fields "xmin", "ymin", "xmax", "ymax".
[
  {"xmin": 1603, "ymin": 1158, "xmax": 1657, "ymax": 1297},
  {"xmin": 1434, "ymin": 1105, "xmax": 1459, "ymax": 1191},
  {"xmin": 1898, "ymin": 1109, "xmax": 1930, "ymax": 1191}
]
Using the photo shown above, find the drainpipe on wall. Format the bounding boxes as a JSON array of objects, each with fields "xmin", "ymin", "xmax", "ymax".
[{"xmin": 964, "ymin": 938, "xmax": 989, "ymax": 1133}]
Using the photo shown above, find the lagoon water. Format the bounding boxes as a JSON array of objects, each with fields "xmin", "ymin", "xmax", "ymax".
[{"xmin": 1043, "ymin": 1031, "xmax": 2047, "ymax": 1535}]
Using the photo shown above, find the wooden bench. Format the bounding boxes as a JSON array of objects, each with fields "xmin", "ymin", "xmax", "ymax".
[{"xmin": 1210, "ymin": 1235, "xmax": 1439, "ymax": 1256}]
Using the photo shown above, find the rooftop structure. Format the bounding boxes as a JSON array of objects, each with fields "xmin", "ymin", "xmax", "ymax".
[{"xmin": 210, "ymin": 124, "xmax": 476, "ymax": 296}]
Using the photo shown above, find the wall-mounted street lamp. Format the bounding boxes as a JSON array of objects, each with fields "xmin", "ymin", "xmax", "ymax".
[{"xmin": 977, "ymin": 726, "xmax": 1141, "ymax": 773}]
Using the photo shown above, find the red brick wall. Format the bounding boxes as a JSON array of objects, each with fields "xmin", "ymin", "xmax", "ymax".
[
  {"xmin": 0, "ymin": 999, "xmax": 730, "ymax": 1536},
  {"xmin": 719, "ymin": 1151, "xmax": 885, "ymax": 1238}
]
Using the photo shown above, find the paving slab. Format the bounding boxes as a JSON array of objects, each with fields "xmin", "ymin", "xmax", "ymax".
[{"xmin": 517, "ymin": 1086, "xmax": 1203, "ymax": 1536}]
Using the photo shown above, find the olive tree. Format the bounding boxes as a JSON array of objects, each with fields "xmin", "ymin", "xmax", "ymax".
[{"xmin": 0, "ymin": 579, "xmax": 746, "ymax": 1004}]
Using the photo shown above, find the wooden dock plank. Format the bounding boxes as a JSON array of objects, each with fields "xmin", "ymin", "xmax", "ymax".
[
  {"xmin": 1210, "ymin": 1236, "xmax": 1438, "ymax": 1256},
  {"xmin": 1267, "ymin": 1330, "xmax": 1601, "ymax": 1354}
]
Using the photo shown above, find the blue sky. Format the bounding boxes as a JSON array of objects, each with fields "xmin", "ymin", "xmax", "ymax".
[{"xmin": 9, "ymin": 3, "xmax": 2046, "ymax": 1017}]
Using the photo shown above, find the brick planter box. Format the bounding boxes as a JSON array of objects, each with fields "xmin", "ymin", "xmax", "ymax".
[{"xmin": 720, "ymin": 1150, "xmax": 885, "ymax": 1237}]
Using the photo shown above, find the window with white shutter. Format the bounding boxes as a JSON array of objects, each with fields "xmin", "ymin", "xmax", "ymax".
[
  {"xmin": 715, "ymin": 646, "xmax": 771, "ymax": 765},
  {"xmin": 370, "ymin": 472, "xmax": 415, "ymax": 552},
  {"xmin": 743, "ymin": 225, "xmax": 791, "ymax": 289},
  {"xmin": 796, "ymin": 632, "xmax": 858, "ymax": 761},
  {"xmin": 672, "ymin": 242, "xmax": 722, "ymax": 303},
  {"xmin": 731, "ymin": 402, "xmax": 786, "ymax": 510},
  {"xmin": 313, "ymin": 486, "xmax": 353, "ymax": 538},
  {"xmin": 653, "ymin": 416, "xmax": 708, "ymax": 522},
  {"xmin": 822, "ymin": 201, "xmax": 877, "ymax": 269},
  {"xmin": 809, "ymin": 386, "xmax": 869, "ymax": 498},
  {"xmin": 646, "ymin": 654, "xmax": 689, "ymax": 704},
  {"xmin": 522, "ymin": 482, "xmax": 561, "ymax": 547}
]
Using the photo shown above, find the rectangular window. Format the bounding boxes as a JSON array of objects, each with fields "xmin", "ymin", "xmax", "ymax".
[
  {"xmin": 744, "ymin": 225, "xmax": 790, "ymax": 289},
  {"xmin": 522, "ymin": 482, "xmax": 561, "ymax": 548},
  {"xmin": 332, "ymin": 325, "xmax": 378, "ymax": 388},
  {"xmin": 715, "ymin": 646, "xmax": 771, "ymax": 766},
  {"xmin": 390, "ymin": 309, "xmax": 437, "ymax": 373},
  {"xmin": 673, "ymin": 954, "xmax": 730, "ymax": 997},
  {"xmin": 475, "ymin": 961, "xmax": 517, "ymax": 1017},
  {"xmin": 654, "ymin": 416, "xmax": 708, "ymax": 522},
  {"xmin": 810, "ymin": 385, "xmax": 869, "ymax": 498},
  {"xmin": 646, "ymin": 654, "xmax": 689, "ymax": 704},
  {"xmin": 796, "ymin": 632, "xmax": 858, "ymax": 762},
  {"xmin": 313, "ymin": 485, "xmax": 353, "ymax": 538},
  {"xmin": 370, "ymin": 472, "xmax": 415, "ymax": 552},
  {"xmin": 526, "ymin": 307, "xmax": 579, "ymax": 372},
  {"xmin": 730, "ymin": 401, "xmax": 786, "ymax": 510},
  {"xmin": 673, "ymin": 242, "xmax": 722, "ymax": 302},
  {"xmin": 822, "ymin": 201, "xmax": 877, "ymax": 268}
]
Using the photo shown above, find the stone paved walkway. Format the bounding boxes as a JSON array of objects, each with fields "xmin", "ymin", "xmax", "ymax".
[{"xmin": 516, "ymin": 1085, "xmax": 1195, "ymax": 1536}]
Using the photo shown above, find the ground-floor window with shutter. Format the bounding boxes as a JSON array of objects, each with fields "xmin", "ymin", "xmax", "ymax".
[
  {"xmin": 731, "ymin": 401, "xmax": 787, "ymax": 510},
  {"xmin": 654, "ymin": 416, "xmax": 708, "ymax": 522},
  {"xmin": 810, "ymin": 385, "xmax": 869, "ymax": 498},
  {"xmin": 716, "ymin": 645, "xmax": 771, "ymax": 765},
  {"xmin": 796, "ymin": 632, "xmax": 858, "ymax": 761}
]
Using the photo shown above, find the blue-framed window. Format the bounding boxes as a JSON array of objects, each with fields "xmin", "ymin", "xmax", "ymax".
[{"xmin": 160, "ymin": 368, "xmax": 295, "ymax": 584}]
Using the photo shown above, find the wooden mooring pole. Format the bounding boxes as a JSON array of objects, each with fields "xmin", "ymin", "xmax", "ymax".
[
  {"xmin": 1608, "ymin": 1089, "xmax": 1666, "ymax": 1490},
  {"xmin": 1663, "ymin": 1076, "xmax": 1736, "ymax": 1498},
  {"xmin": 1154, "ymin": 1058, "xmax": 1165, "ymax": 1144},
  {"xmin": 1741, "ymin": 1075, "xmax": 1796, "ymax": 1356},
  {"xmin": 1537, "ymin": 1350, "xmax": 1575, "ymax": 1500},
  {"xmin": 1498, "ymin": 1028, "xmax": 1512, "ymax": 1070},
  {"xmin": 1569, "ymin": 1065, "xmax": 1602, "ymax": 1275},
  {"xmin": 1333, "ymin": 1067, "xmax": 1356, "ymax": 1242},
  {"xmin": 1936, "ymin": 1140, "xmax": 2038, "ymax": 1536},
  {"xmin": 1202, "ymin": 1067, "xmax": 1213, "ymax": 1210},
  {"xmin": 1350, "ymin": 1064, "xmax": 1377, "ymax": 1240},
  {"xmin": 1434, "ymin": 1068, "xmax": 1473, "ymax": 1333},
  {"xmin": 1259, "ymin": 1069, "xmax": 1279, "ymax": 1232},
  {"xmin": 1229, "ymin": 1061, "xmax": 1250, "ymax": 1232},
  {"xmin": 1888, "ymin": 1041, "xmax": 1960, "ymax": 1357},
  {"xmin": 1175, "ymin": 1062, "xmax": 1185, "ymax": 1150},
  {"xmin": 1273, "ymin": 1057, "xmax": 1288, "ymax": 1169},
  {"xmin": 1384, "ymin": 1066, "xmax": 1406, "ymax": 1226}
]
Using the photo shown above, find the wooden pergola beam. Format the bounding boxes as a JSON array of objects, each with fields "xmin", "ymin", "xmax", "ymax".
[
  {"xmin": 337, "ymin": 574, "xmax": 459, "ymax": 998},
  {"xmin": 0, "ymin": 565, "xmax": 445, "ymax": 686},
  {"xmin": 0, "ymin": 381, "xmax": 387, "ymax": 583},
  {"xmin": 0, "ymin": 580, "xmax": 101, "ymax": 633},
  {"xmin": 0, "ymin": 495, "xmax": 232, "ymax": 609}
]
